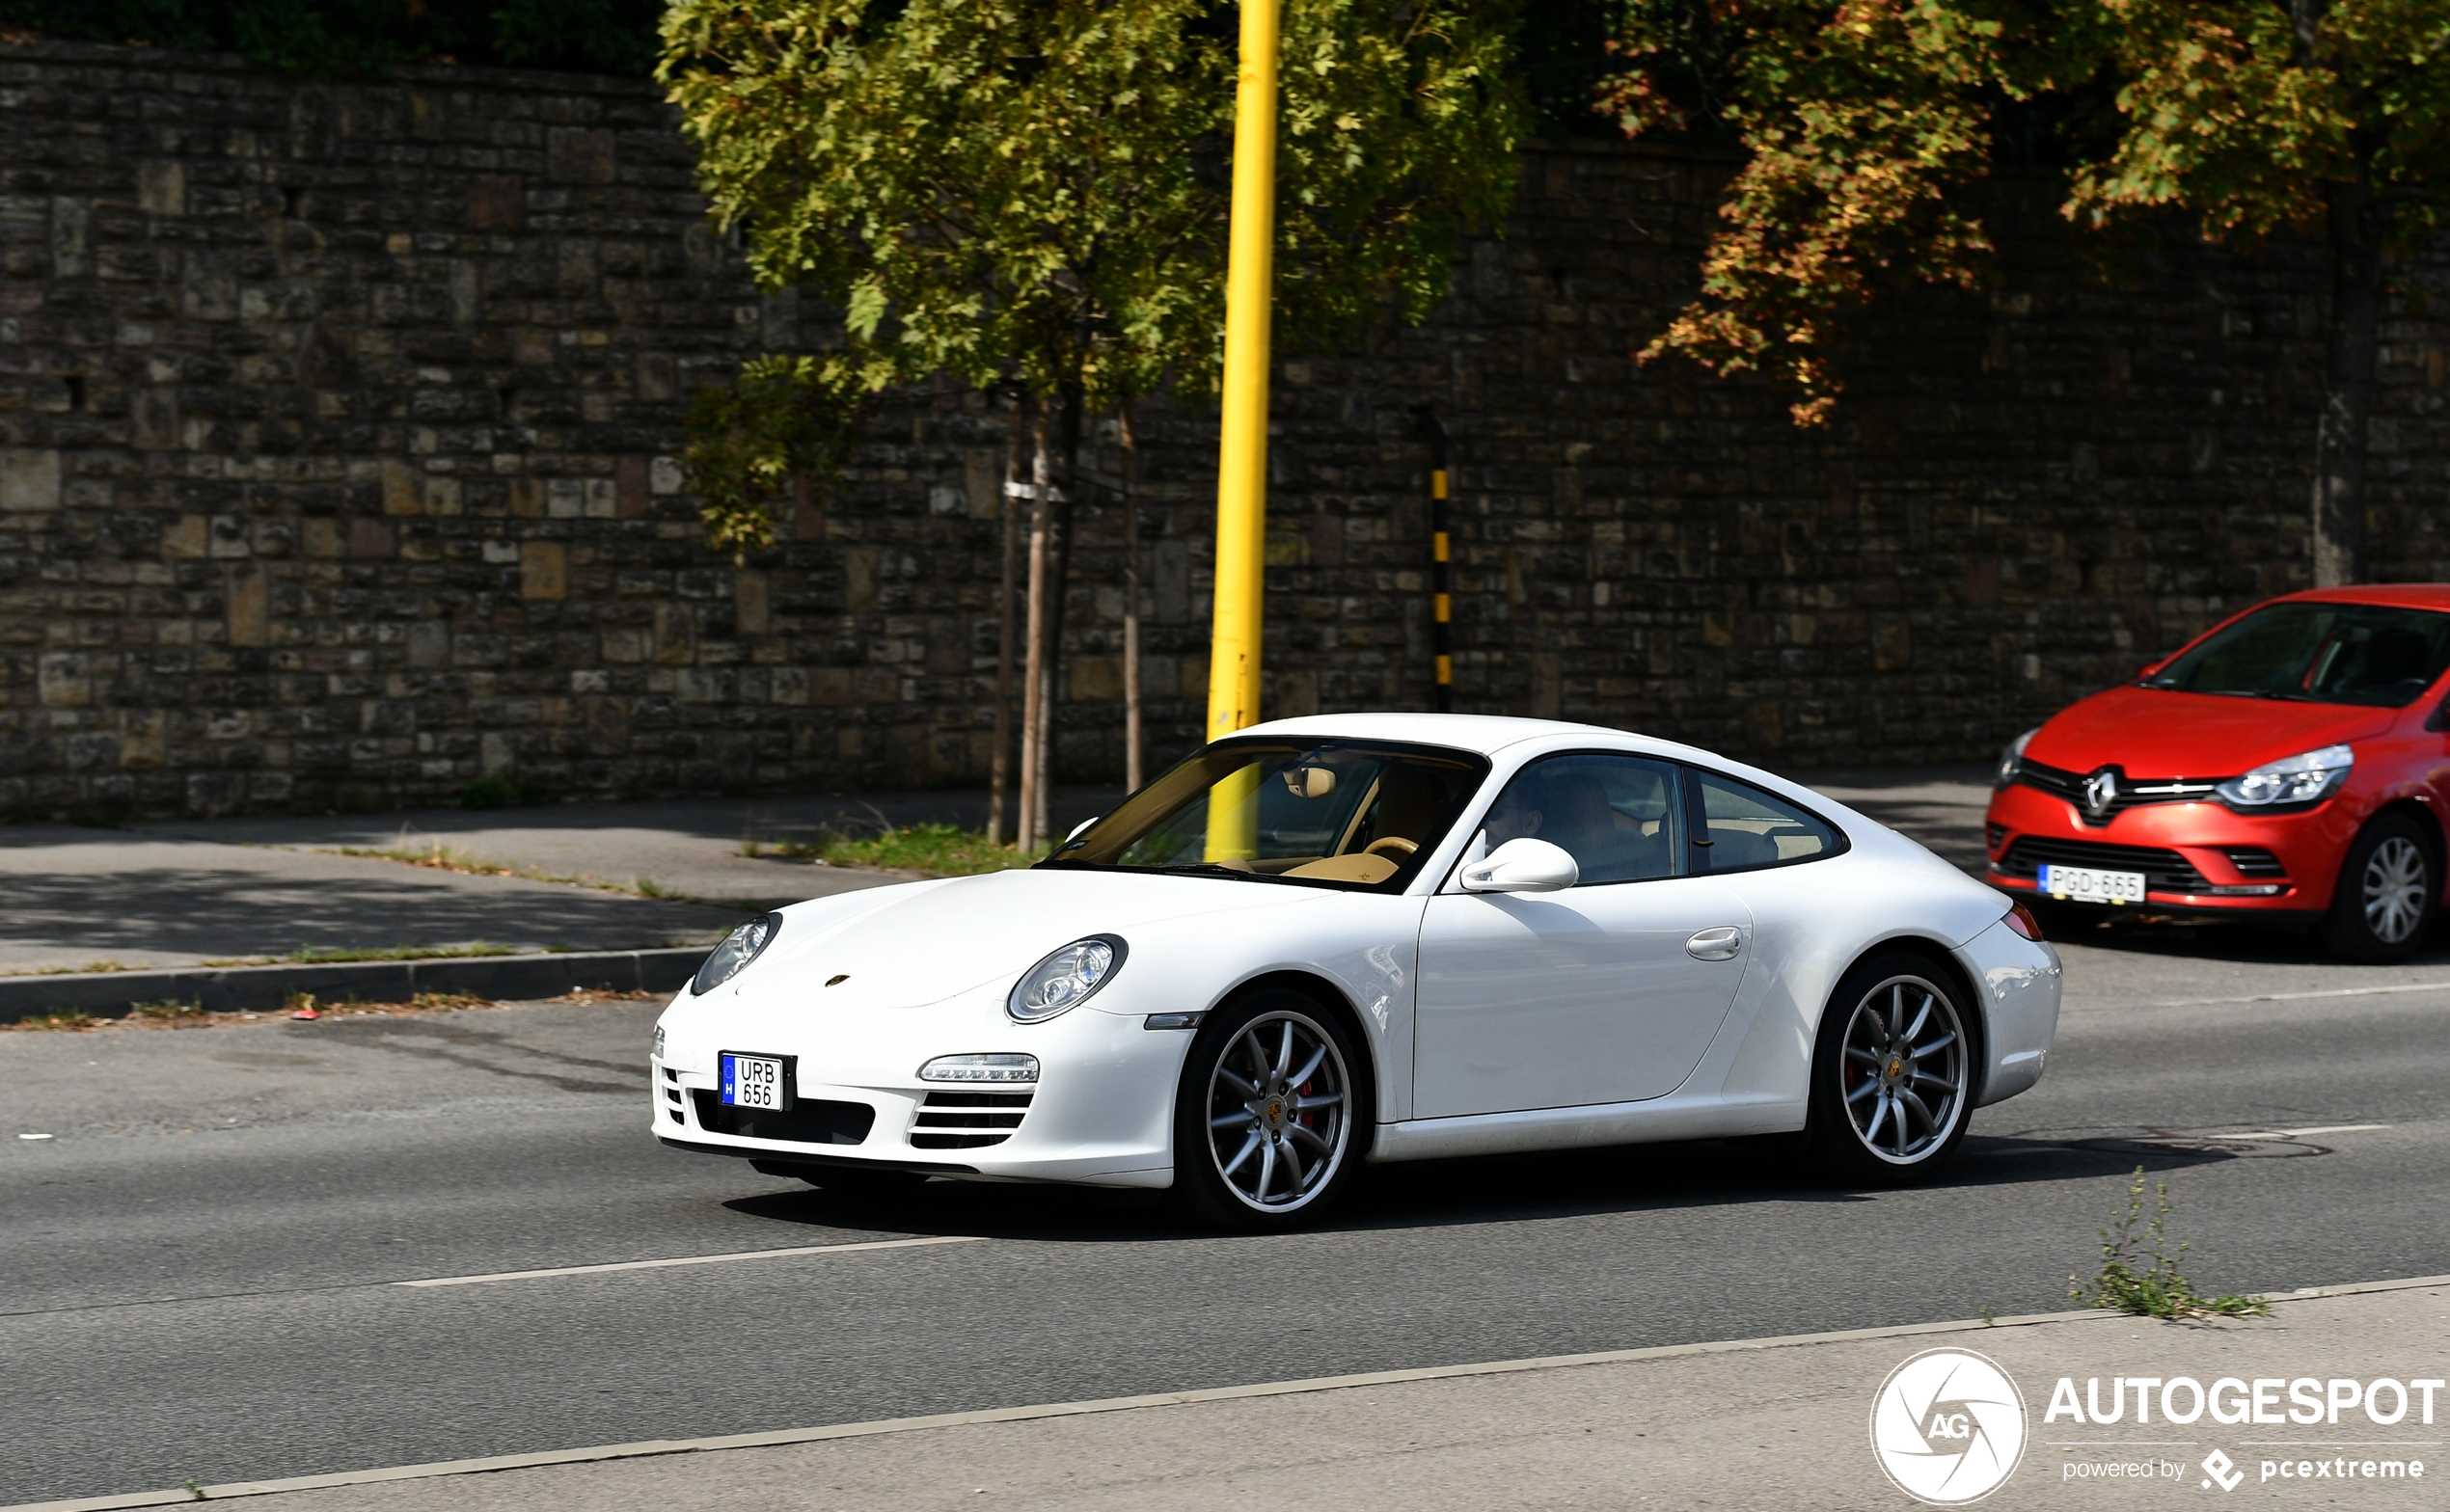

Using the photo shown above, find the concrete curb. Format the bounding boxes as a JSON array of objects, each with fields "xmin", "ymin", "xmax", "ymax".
[
  {"xmin": 14, "ymin": 1272, "xmax": 2447, "ymax": 1512},
  {"xmin": 0, "ymin": 948, "xmax": 705, "ymax": 1022}
]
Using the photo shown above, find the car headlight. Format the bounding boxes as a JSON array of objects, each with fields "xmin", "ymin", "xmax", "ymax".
[
  {"xmin": 918, "ymin": 1053, "xmax": 1040, "ymax": 1083},
  {"xmin": 1995, "ymin": 728, "xmax": 2038, "ymax": 789},
  {"xmin": 692, "ymin": 911, "xmax": 783, "ymax": 995},
  {"xmin": 1007, "ymin": 934, "xmax": 1127, "ymax": 1023},
  {"xmin": 2216, "ymin": 743, "xmax": 2353, "ymax": 808}
]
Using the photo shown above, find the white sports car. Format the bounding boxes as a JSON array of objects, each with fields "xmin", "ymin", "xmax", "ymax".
[{"xmin": 652, "ymin": 715, "xmax": 2061, "ymax": 1228}]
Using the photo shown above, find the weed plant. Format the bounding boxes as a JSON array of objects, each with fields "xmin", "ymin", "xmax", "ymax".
[
  {"xmin": 2071, "ymin": 1167, "xmax": 2270, "ymax": 1320},
  {"xmin": 768, "ymin": 824, "xmax": 1044, "ymax": 877}
]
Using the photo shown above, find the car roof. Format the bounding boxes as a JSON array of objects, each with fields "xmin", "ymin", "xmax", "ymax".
[
  {"xmin": 2276, "ymin": 584, "xmax": 2450, "ymax": 611},
  {"xmin": 1232, "ymin": 713, "xmax": 1646, "ymax": 758}
]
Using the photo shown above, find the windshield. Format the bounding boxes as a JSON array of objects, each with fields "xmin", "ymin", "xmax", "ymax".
[
  {"xmin": 1047, "ymin": 739, "xmax": 1487, "ymax": 890},
  {"xmin": 2143, "ymin": 602, "xmax": 2450, "ymax": 708}
]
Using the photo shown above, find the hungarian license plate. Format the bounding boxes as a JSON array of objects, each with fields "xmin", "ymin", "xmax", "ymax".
[
  {"xmin": 720, "ymin": 1052, "xmax": 792, "ymax": 1110},
  {"xmin": 2038, "ymin": 864, "xmax": 2147, "ymax": 905}
]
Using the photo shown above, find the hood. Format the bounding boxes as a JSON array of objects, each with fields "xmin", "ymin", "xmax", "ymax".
[
  {"xmin": 2028, "ymin": 686, "xmax": 2397, "ymax": 778},
  {"xmin": 728, "ymin": 867, "xmax": 1297, "ymax": 1012}
]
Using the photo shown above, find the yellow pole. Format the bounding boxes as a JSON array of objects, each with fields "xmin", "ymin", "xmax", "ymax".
[
  {"xmin": 1203, "ymin": 0, "xmax": 1280, "ymax": 863},
  {"xmin": 1206, "ymin": 0, "xmax": 1279, "ymax": 743}
]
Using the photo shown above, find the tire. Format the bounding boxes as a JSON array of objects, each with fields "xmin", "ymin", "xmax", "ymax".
[
  {"xmin": 1171, "ymin": 987, "xmax": 1366, "ymax": 1231},
  {"xmin": 1805, "ymin": 952, "xmax": 1978, "ymax": 1186},
  {"xmin": 2322, "ymin": 814, "xmax": 2437, "ymax": 963}
]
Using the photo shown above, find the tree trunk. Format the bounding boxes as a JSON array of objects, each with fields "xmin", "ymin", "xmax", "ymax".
[
  {"xmin": 1120, "ymin": 403, "xmax": 1143, "ymax": 792},
  {"xmin": 2311, "ymin": 166, "xmax": 2385, "ymax": 586},
  {"xmin": 1017, "ymin": 405, "xmax": 1054, "ymax": 853},
  {"xmin": 987, "ymin": 394, "xmax": 1023, "ymax": 846}
]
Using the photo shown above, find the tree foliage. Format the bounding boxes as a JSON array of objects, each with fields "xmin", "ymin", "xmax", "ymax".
[
  {"xmin": 1600, "ymin": 0, "xmax": 2450, "ymax": 425},
  {"xmin": 658, "ymin": 0, "xmax": 1525, "ymax": 414},
  {"xmin": 680, "ymin": 356, "xmax": 862, "ymax": 557}
]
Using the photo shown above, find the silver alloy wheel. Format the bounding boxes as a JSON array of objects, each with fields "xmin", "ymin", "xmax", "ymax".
[
  {"xmin": 1838, "ymin": 975, "xmax": 1968, "ymax": 1166},
  {"xmin": 1205, "ymin": 1010, "xmax": 1351, "ymax": 1213},
  {"xmin": 2361, "ymin": 836, "xmax": 2429, "ymax": 945}
]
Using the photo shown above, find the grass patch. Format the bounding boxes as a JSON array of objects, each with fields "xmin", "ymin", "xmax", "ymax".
[
  {"xmin": 201, "ymin": 942, "xmax": 519, "ymax": 967},
  {"xmin": 10, "ymin": 1010, "xmax": 101, "ymax": 1031},
  {"xmin": 4, "ymin": 959, "xmax": 137, "ymax": 977},
  {"xmin": 328, "ymin": 838, "xmax": 715, "ymax": 904},
  {"xmin": 2071, "ymin": 1167, "xmax": 2271, "ymax": 1320},
  {"xmin": 768, "ymin": 824, "xmax": 1044, "ymax": 877},
  {"xmin": 130, "ymin": 999, "xmax": 207, "ymax": 1025}
]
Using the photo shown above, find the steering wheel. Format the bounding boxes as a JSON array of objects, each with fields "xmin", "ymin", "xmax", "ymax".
[{"xmin": 1362, "ymin": 836, "xmax": 1418, "ymax": 859}]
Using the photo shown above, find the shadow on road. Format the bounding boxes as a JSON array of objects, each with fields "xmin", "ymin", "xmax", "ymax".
[{"xmin": 711, "ymin": 1132, "xmax": 2250, "ymax": 1245}]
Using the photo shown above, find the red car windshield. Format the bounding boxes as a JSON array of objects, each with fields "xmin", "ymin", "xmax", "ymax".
[{"xmin": 2143, "ymin": 602, "xmax": 2450, "ymax": 708}]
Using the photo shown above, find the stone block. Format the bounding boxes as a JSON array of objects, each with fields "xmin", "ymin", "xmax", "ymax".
[
  {"xmin": 521, "ymin": 541, "xmax": 568, "ymax": 601},
  {"xmin": 1, "ymin": 448, "xmax": 62, "ymax": 512}
]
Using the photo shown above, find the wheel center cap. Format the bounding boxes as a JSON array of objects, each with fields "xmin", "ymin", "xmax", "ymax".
[
  {"xmin": 1886, "ymin": 1057, "xmax": 1903, "ymax": 1080},
  {"xmin": 1266, "ymin": 1098, "xmax": 1285, "ymax": 1124}
]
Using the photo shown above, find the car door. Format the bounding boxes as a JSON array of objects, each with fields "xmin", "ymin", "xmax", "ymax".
[{"xmin": 1414, "ymin": 752, "xmax": 1755, "ymax": 1117}]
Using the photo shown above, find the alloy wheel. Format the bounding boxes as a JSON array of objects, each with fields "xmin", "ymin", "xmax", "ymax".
[
  {"xmin": 1838, "ymin": 976, "xmax": 1968, "ymax": 1165},
  {"xmin": 1205, "ymin": 1010, "xmax": 1351, "ymax": 1212},
  {"xmin": 2361, "ymin": 836, "xmax": 2429, "ymax": 945}
]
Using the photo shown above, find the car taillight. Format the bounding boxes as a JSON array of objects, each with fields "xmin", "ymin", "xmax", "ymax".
[{"xmin": 2003, "ymin": 901, "xmax": 2045, "ymax": 942}]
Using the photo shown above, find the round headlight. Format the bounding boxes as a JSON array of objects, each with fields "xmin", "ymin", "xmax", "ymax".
[
  {"xmin": 1007, "ymin": 935, "xmax": 1127, "ymax": 1023},
  {"xmin": 693, "ymin": 911, "xmax": 783, "ymax": 995}
]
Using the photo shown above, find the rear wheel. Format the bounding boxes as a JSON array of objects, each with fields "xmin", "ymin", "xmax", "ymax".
[
  {"xmin": 2323, "ymin": 815, "xmax": 2437, "ymax": 963},
  {"xmin": 1806, "ymin": 953, "xmax": 1976, "ymax": 1185},
  {"xmin": 1171, "ymin": 988, "xmax": 1363, "ymax": 1231}
]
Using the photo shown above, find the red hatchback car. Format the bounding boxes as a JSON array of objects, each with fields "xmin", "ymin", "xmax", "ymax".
[{"xmin": 1986, "ymin": 585, "xmax": 2450, "ymax": 961}]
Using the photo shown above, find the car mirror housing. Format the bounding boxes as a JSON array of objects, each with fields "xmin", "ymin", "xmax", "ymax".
[{"xmin": 1458, "ymin": 837, "xmax": 1579, "ymax": 894}]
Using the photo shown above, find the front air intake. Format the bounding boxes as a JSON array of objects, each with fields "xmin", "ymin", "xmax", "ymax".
[{"xmin": 911, "ymin": 1090, "xmax": 1032, "ymax": 1150}]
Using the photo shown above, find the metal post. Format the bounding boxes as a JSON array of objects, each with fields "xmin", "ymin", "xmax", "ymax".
[
  {"xmin": 1205, "ymin": 0, "xmax": 1279, "ymax": 744},
  {"xmin": 1203, "ymin": 0, "xmax": 1280, "ymax": 862},
  {"xmin": 1418, "ymin": 409, "xmax": 1454, "ymax": 712}
]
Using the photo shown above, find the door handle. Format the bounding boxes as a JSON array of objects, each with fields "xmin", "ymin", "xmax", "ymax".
[{"xmin": 1685, "ymin": 926, "xmax": 1743, "ymax": 961}]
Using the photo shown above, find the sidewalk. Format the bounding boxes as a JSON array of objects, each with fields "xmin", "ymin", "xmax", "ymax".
[
  {"xmin": 0, "ymin": 790, "xmax": 1124, "ymax": 976},
  {"xmin": 33, "ymin": 1278, "xmax": 2445, "ymax": 1511}
]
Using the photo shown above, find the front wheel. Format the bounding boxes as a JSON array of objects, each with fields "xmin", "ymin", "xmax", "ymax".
[
  {"xmin": 2323, "ymin": 815, "xmax": 2437, "ymax": 963},
  {"xmin": 1171, "ymin": 989, "xmax": 1364, "ymax": 1231},
  {"xmin": 1805, "ymin": 954, "xmax": 1976, "ymax": 1185}
]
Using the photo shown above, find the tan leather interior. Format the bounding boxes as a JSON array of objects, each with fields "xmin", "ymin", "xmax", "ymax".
[{"xmin": 1283, "ymin": 852, "xmax": 1399, "ymax": 884}]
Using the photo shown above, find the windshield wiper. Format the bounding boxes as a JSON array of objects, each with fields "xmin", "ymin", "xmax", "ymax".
[
  {"xmin": 1156, "ymin": 862, "xmax": 1293, "ymax": 883},
  {"xmin": 2249, "ymin": 688, "xmax": 2317, "ymax": 701}
]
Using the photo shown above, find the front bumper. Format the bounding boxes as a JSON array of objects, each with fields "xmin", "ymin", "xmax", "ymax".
[
  {"xmin": 1983, "ymin": 781, "xmax": 2353, "ymax": 917},
  {"xmin": 649, "ymin": 984, "xmax": 1189, "ymax": 1189}
]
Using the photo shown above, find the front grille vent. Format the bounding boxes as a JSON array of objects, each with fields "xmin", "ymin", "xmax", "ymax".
[
  {"xmin": 2018, "ymin": 762, "xmax": 2221, "ymax": 824},
  {"xmin": 690, "ymin": 1090, "xmax": 876, "ymax": 1147},
  {"xmin": 2222, "ymin": 847, "xmax": 2288, "ymax": 878},
  {"xmin": 911, "ymin": 1090, "xmax": 1032, "ymax": 1150},
  {"xmin": 2000, "ymin": 837, "xmax": 2211, "ymax": 894}
]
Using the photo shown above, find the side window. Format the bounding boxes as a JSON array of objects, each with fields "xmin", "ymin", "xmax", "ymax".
[
  {"xmin": 1483, "ymin": 754, "xmax": 1684, "ymax": 884},
  {"xmin": 1689, "ymin": 770, "xmax": 1843, "ymax": 871}
]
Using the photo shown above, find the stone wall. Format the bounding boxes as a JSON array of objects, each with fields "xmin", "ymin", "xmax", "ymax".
[{"xmin": 5, "ymin": 40, "xmax": 2449, "ymax": 819}]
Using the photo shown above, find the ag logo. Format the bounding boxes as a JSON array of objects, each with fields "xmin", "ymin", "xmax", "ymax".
[{"xmin": 1870, "ymin": 1348, "xmax": 2028, "ymax": 1504}]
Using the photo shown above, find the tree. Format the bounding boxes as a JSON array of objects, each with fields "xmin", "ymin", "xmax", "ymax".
[
  {"xmin": 662, "ymin": 0, "xmax": 1523, "ymax": 844},
  {"xmin": 1599, "ymin": 0, "xmax": 2449, "ymax": 582}
]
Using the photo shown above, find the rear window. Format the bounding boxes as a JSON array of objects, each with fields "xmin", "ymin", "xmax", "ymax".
[{"xmin": 2146, "ymin": 602, "xmax": 2450, "ymax": 708}]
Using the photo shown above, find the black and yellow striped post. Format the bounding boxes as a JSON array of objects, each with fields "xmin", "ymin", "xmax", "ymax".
[{"xmin": 1416, "ymin": 409, "xmax": 1454, "ymax": 712}]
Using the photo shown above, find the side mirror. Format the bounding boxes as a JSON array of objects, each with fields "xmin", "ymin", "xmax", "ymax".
[{"xmin": 1458, "ymin": 837, "xmax": 1579, "ymax": 894}]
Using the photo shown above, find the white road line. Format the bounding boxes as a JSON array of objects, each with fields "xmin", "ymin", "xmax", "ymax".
[
  {"xmin": 18, "ymin": 1272, "xmax": 2450, "ymax": 1512},
  {"xmin": 2121, "ymin": 981, "xmax": 2450, "ymax": 1010},
  {"xmin": 395, "ymin": 1234, "xmax": 981, "ymax": 1288}
]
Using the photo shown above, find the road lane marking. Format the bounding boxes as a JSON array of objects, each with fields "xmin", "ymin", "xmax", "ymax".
[
  {"xmin": 20, "ymin": 1271, "xmax": 2450, "ymax": 1512},
  {"xmin": 395, "ymin": 1234, "xmax": 982, "ymax": 1287},
  {"xmin": 2112, "ymin": 981, "xmax": 2450, "ymax": 1010}
]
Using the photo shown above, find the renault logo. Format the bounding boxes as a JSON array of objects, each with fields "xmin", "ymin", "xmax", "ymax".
[{"xmin": 2082, "ymin": 767, "xmax": 2121, "ymax": 820}]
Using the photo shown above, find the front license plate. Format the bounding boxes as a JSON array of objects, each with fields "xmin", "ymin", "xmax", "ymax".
[
  {"xmin": 2038, "ymin": 864, "xmax": 2147, "ymax": 905},
  {"xmin": 720, "ymin": 1052, "xmax": 792, "ymax": 1110}
]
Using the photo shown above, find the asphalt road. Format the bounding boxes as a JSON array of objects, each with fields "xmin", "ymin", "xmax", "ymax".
[{"xmin": 5, "ymin": 913, "xmax": 2449, "ymax": 1506}]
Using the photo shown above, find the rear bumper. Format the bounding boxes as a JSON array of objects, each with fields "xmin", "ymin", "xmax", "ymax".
[{"xmin": 1983, "ymin": 782, "xmax": 2353, "ymax": 914}]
